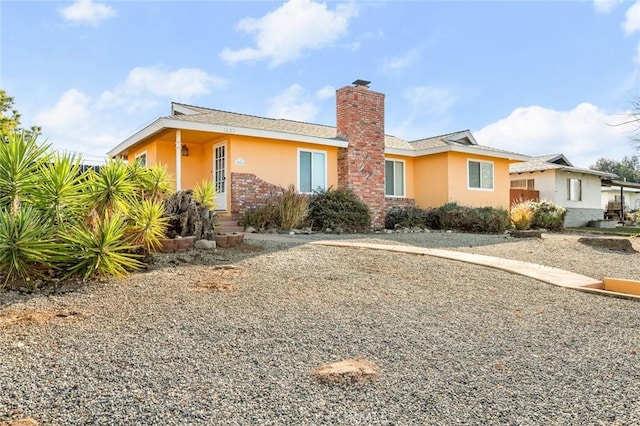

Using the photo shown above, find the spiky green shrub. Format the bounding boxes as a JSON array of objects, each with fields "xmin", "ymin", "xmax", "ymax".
[
  {"xmin": 510, "ymin": 200, "xmax": 535, "ymax": 230},
  {"xmin": 87, "ymin": 159, "xmax": 137, "ymax": 216},
  {"xmin": 138, "ymin": 164, "xmax": 174, "ymax": 201},
  {"xmin": 278, "ymin": 185, "xmax": 308, "ymax": 230},
  {"xmin": 127, "ymin": 199, "xmax": 169, "ymax": 253},
  {"xmin": 0, "ymin": 131, "xmax": 50, "ymax": 208},
  {"xmin": 33, "ymin": 152, "xmax": 86, "ymax": 228},
  {"xmin": 530, "ymin": 200, "xmax": 566, "ymax": 231},
  {"xmin": 307, "ymin": 188, "xmax": 370, "ymax": 232},
  {"xmin": 61, "ymin": 212, "xmax": 143, "ymax": 280},
  {"xmin": 194, "ymin": 179, "xmax": 216, "ymax": 209},
  {"xmin": 0, "ymin": 204, "xmax": 60, "ymax": 286}
]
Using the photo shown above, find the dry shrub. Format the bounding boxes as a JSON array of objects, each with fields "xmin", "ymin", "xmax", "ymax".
[{"xmin": 510, "ymin": 200, "xmax": 535, "ymax": 230}]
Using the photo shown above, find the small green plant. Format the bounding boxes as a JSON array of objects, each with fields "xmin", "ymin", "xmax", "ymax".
[
  {"xmin": 278, "ymin": 185, "xmax": 308, "ymax": 230},
  {"xmin": 530, "ymin": 200, "xmax": 566, "ymax": 231},
  {"xmin": 307, "ymin": 188, "xmax": 371, "ymax": 232},
  {"xmin": 510, "ymin": 200, "xmax": 535, "ymax": 230},
  {"xmin": 626, "ymin": 210, "xmax": 640, "ymax": 225},
  {"xmin": 194, "ymin": 179, "xmax": 216, "ymax": 209}
]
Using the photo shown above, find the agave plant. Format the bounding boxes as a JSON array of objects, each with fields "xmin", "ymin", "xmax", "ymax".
[
  {"xmin": 0, "ymin": 131, "xmax": 51, "ymax": 208},
  {"xmin": 87, "ymin": 159, "xmax": 137, "ymax": 216},
  {"xmin": 61, "ymin": 212, "xmax": 143, "ymax": 280},
  {"xmin": 0, "ymin": 204, "xmax": 60, "ymax": 286},
  {"xmin": 194, "ymin": 179, "xmax": 216, "ymax": 209},
  {"xmin": 33, "ymin": 152, "xmax": 88, "ymax": 228},
  {"xmin": 127, "ymin": 198, "xmax": 169, "ymax": 253}
]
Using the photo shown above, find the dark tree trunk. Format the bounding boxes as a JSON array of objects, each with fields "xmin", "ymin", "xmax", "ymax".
[{"xmin": 164, "ymin": 190, "xmax": 216, "ymax": 240}]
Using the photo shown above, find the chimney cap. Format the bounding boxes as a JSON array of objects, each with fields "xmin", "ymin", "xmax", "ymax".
[{"xmin": 352, "ymin": 79, "xmax": 371, "ymax": 88}]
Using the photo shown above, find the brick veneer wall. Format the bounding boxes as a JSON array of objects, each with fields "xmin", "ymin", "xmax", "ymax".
[
  {"xmin": 385, "ymin": 197, "xmax": 416, "ymax": 211},
  {"xmin": 336, "ymin": 83, "xmax": 386, "ymax": 228},
  {"xmin": 230, "ymin": 172, "xmax": 284, "ymax": 217}
]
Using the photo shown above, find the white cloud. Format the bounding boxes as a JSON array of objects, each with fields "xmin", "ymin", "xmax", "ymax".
[
  {"xmin": 475, "ymin": 103, "xmax": 636, "ymax": 168},
  {"xmin": 594, "ymin": 0, "xmax": 623, "ymax": 14},
  {"xmin": 267, "ymin": 84, "xmax": 319, "ymax": 122},
  {"xmin": 59, "ymin": 0, "xmax": 116, "ymax": 27},
  {"xmin": 97, "ymin": 66, "xmax": 226, "ymax": 111},
  {"xmin": 220, "ymin": 0, "xmax": 358, "ymax": 67},
  {"xmin": 381, "ymin": 48, "xmax": 422, "ymax": 73},
  {"xmin": 623, "ymin": 1, "xmax": 640, "ymax": 34},
  {"xmin": 315, "ymin": 85, "xmax": 335, "ymax": 100},
  {"xmin": 403, "ymin": 86, "xmax": 457, "ymax": 116},
  {"xmin": 32, "ymin": 66, "xmax": 225, "ymax": 160}
]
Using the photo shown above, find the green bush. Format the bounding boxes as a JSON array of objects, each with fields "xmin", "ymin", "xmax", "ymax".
[
  {"xmin": 437, "ymin": 202, "xmax": 509, "ymax": 233},
  {"xmin": 307, "ymin": 188, "xmax": 370, "ymax": 232},
  {"xmin": 241, "ymin": 204, "xmax": 279, "ymax": 230},
  {"xmin": 626, "ymin": 209, "xmax": 640, "ymax": 225},
  {"xmin": 385, "ymin": 206, "xmax": 439, "ymax": 229},
  {"xmin": 530, "ymin": 200, "xmax": 566, "ymax": 231}
]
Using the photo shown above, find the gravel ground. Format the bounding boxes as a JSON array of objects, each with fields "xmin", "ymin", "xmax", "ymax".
[{"xmin": 1, "ymin": 231, "xmax": 639, "ymax": 425}]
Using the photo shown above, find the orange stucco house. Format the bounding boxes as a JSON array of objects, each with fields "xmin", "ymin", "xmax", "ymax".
[{"xmin": 108, "ymin": 80, "xmax": 528, "ymax": 227}]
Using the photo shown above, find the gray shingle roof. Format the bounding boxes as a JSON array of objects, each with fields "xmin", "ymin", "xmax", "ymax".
[
  {"xmin": 169, "ymin": 102, "xmax": 525, "ymax": 157},
  {"xmin": 510, "ymin": 155, "xmax": 617, "ymax": 178}
]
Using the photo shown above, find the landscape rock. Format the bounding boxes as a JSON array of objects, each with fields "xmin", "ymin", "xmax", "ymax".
[
  {"xmin": 195, "ymin": 239, "xmax": 217, "ymax": 250},
  {"xmin": 311, "ymin": 358, "xmax": 380, "ymax": 384},
  {"xmin": 578, "ymin": 237, "xmax": 637, "ymax": 253}
]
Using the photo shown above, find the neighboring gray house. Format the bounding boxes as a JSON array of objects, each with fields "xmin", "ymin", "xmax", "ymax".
[{"xmin": 510, "ymin": 154, "xmax": 617, "ymax": 227}]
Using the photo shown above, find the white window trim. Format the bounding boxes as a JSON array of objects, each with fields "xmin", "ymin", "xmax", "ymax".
[
  {"xmin": 297, "ymin": 148, "xmax": 327, "ymax": 194},
  {"xmin": 467, "ymin": 159, "xmax": 494, "ymax": 191},
  {"xmin": 134, "ymin": 151, "xmax": 148, "ymax": 167},
  {"xmin": 385, "ymin": 158, "xmax": 406, "ymax": 198}
]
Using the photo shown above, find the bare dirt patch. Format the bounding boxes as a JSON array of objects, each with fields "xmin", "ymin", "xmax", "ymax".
[
  {"xmin": 0, "ymin": 309, "xmax": 82, "ymax": 328},
  {"xmin": 311, "ymin": 358, "xmax": 380, "ymax": 385},
  {"xmin": 193, "ymin": 265, "xmax": 240, "ymax": 294},
  {"xmin": 0, "ymin": 417, "xmax": 39, "ymax": 425}
]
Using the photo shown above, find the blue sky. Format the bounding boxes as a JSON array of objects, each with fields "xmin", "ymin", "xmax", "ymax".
[{"xmin": 2, "ymin": 0, "xmax": 640, "ymax": 166}]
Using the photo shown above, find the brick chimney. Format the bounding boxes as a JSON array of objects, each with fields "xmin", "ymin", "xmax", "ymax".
[{"xmin": 336, "ymin": 80, "xmax": 386, "ymax": 228}]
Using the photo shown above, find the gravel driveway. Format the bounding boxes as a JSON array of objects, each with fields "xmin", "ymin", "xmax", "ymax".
[{"xmin": 1, "ymin": 231, "xmax": 639, "ymax": 425}]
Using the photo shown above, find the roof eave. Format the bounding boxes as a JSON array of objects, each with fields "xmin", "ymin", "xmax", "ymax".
[
  {"xmin": 386, "ymin": 144, "xmax": 530, "ymax": 160},
  {"xmin": 108, "ymin": 117, "xmax": 348, "ymax": 157}
]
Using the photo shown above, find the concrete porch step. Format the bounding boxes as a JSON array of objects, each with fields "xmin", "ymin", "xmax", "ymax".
[{"xmin": 216, "ymin": 216, "xmax": 244, "ymax": 234}]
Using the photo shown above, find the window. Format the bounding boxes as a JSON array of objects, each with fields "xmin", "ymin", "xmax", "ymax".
[
  {"xmin": 134, "ymin": 152, "xmax": 147, "ymax": 167},
  {"xmin": 385, "ymin": 160, "xmax": 405, "ymax": 197},
  {"xmin": 298, "ymin": 149, "xmax": 326, "ymax": 193},
  {"xmin": 468, "ymin": 160, "xmax": 493, "ymax": 190},
  {"xmin": 510, "ymin": 179, "xmax": 535, "ymax": 190},
  {"xmin": 567, "ymin": 178, "xmax": 582, "ymax": 201}
]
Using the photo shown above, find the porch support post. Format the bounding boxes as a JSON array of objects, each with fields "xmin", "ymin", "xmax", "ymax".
[{"xmin": 175, "ymin": 130, "xmax": 182, "ymax": 191}]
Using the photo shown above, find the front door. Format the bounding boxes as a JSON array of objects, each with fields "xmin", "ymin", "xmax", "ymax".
[{"xmin": 214, "ymin": 142, "xmax": 227, "ymax": 211}]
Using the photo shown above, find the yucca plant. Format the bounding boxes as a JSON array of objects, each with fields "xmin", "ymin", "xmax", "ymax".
[
  {"xmin": 0, "ymin": 203, "xmax": 60, "ymax": 286},
  {"xmin": 127, "ymin": 198, "xmax": 169, "ymax": 253},
  {"xmin": 194, "ymin": 179, "xmax": 216, "ymax": 209},
  {"xmin": 87, "ymin": 159, "xmax": 137, "ymax": 216},
  {"xmin": 61, "ymin": 211, "xmax": 143, "ymax": 280},
  {"xmin": 33, "ymin": 152, "xmax": 88, "ymax": 228},
  {"xmin": 510, "ymin": 200, "xmax": 535, "ymax": 230},
  {"xmin": 0, "ymin": 131, "xmax": 51, "ymax": 208},
  {"xmin": 138, "ymin": 164, "xmax": 174, "ymax": 201}
]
